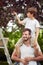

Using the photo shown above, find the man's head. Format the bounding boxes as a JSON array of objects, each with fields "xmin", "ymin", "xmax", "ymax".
[
  {"xmin": 26, "ymin": 7, "xmax": 37, "ymax": 18},
  {"xmin": 22, "ymin": 28, "xmax": 31, "ymax": 41}
]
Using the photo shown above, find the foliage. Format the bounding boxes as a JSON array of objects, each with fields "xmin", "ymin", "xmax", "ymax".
[
  {"xmin": 0, "ymin": 61, "xmax": 8, "ymax": 65},
  {"xmin": 3, "ymin": 28, "xmax": 43, "ymax": 53},
  {"xmin": 38, "ymin": 29, "xmax": 43, "ymax": 52},
  {"xmin": 0, "ymin": 49, "xmax": 7, "ymax": 61},
  {"xmin": 3, "ymin": 29, "xmax": 22, "ymax": 54}
]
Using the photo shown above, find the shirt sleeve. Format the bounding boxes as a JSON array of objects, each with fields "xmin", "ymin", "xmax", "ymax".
[
  {"xmin": 35, "ymin": 20, "xmax": 40, "ymax": 28},
  {"xmin": 23, "ymin": 18, "xmax": 27, "ymax": 25}
]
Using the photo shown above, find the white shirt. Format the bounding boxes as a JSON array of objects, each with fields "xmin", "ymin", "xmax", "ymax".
[
  {"xmin": 20, "ymin": 44, "xmax": 37, "ymax": 65},
  {"xmin": 23, "ymin": 18, "xmax": 40, "ymax": 38}
]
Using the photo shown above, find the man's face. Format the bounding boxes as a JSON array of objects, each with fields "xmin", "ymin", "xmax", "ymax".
[{"xmin": 22, "ymin": 31, "xmax": 31, "ymax": 41}]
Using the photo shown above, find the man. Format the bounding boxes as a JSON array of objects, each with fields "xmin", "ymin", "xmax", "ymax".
[{"xmin": 11, "ymin": 28, "xmax": 42, "ymax": 65}]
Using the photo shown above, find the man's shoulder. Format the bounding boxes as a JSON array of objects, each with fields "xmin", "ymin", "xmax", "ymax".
[{"xmin": 20, "ymin": 44, "xmax": 25, "ymax": 49}]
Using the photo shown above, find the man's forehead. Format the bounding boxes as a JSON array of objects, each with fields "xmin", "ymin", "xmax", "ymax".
[
  {"xmin": 23, "ymin": 31, "xmax": 29, "ymax": 33},
  {"xmin": 22, "ymin": 28, "xmax": 31, "ymax": 34}
]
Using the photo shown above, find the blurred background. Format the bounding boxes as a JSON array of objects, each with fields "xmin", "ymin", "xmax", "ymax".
[{"xmin": 0, "ymin": 0, "xmax": 43, "ymax": 65}]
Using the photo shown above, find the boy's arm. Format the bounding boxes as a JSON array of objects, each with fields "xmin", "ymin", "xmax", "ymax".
[
  {"xmin": 36, "ymin": 27, "xmax": 40, "ymax": 38},
  {"xmin": 13, "ymin": 11, "xmax": 24, "ymax": 25},
  {"xmin": 34, "ymin": 27, "xmax": 40, "ymax": 43}
]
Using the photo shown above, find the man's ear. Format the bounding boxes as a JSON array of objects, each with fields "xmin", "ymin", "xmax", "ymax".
[{"xmin": 29, "ymin": 35, "xmax": 31, "ymax": 38}]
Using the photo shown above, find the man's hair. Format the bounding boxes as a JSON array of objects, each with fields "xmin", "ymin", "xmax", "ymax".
[
  {"xmin": 22, "ymin": 28, "xmax": 31, "ymax": 35},
  {"xmin": 26, "ymin": 7, "xmax": 37, "ymax": 17}
]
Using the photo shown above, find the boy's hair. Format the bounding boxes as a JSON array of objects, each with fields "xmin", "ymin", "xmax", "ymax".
[
  {"xmin": 22, "ymin": 28, "xmax": 31, "ymax": 35},
  {"xmin": 26, "ymin": 7, "xmax": 37, "ymax": 17}
]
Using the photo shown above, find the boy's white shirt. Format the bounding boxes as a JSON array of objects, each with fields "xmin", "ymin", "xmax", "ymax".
[
  {"xmin": 20, "ymin": 44, "xmax": 37, "ymax": 65},
  {"xmin": 23, "ymin": 17, "xmax": 40, "ymax": 38}
]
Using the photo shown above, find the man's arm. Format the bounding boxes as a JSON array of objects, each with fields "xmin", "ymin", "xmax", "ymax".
[
  {"xmin": 11, "ymin": 48, "xmax": 28, "ymax": 65},
  {"xmin": 11, "ymin": 48, "xmax": 21, "ymax": 62},
  {"xmin": 31, "ymin": 45, "xmax": 43, "ymax": 61},
  {"xmin": 32, "ymin": 55, "xmax": 43, "ymax": 61},
  {"xmin": 25, "ymin": 55, "xmax": 43, "ymax": 62},
  {"xmin": 13, "ymin": 11, "xmax": 24, "ymax": 25},
  {"xmin": 25, "ymin": 46, "xmax": 43, "ymax": 62}
]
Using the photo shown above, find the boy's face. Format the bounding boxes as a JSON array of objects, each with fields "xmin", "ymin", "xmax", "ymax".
[
  {"xmin": 27, "ymin": 12, "xmax": 33, "ymax": 18},
  {"xmin": 22, "ymin": 31, "xmax": 31, "ymax": 41}
]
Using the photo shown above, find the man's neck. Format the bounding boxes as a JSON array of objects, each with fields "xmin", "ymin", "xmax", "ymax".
[{"xmin": 23, "ymin": 40, "xmax": 31, "ymax": 47}]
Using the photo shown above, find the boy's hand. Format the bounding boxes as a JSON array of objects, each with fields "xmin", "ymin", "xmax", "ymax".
[{"xmin": 13, "ymin": 11, "xmax": 17, "ymax": 15}]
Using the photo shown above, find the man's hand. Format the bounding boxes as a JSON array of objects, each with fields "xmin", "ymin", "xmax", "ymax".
[
  {"xmin": 20, "ymin": 59, "xmax": 28, "ymax": 65},
  {"xmin": 24, "ymin": 57, "xmax": 33, "ymax": 62}
]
